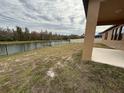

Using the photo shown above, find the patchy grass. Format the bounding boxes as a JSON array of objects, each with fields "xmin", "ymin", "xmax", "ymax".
[{"xmin": 0, "ymin": 43, "xmax": 124, "ymax": 93}]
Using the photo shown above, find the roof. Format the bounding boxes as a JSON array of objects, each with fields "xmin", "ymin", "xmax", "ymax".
[
  {"xmin": 83, "ymin": 0, "xmax": 89, "ymax": 17},
  {"xmin": 82, "ymin": 0, "xmax": 124, "ymax": 25},
  {"xmin": 99, "ymin": 25, "xmax": 119, "ymax": 34}
]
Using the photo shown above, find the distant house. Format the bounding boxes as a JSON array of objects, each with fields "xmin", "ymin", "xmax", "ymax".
[{"xmin": 100, "ymin": 25, "xmax": 124, "ymax": 50}]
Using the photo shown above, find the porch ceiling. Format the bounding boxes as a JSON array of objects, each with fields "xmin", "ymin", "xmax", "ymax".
[{"xmin": 83, "ymin": 0, "xmax": 124, "ymax": 25}]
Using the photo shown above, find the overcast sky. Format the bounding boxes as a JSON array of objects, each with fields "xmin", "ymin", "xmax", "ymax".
[{"xmin": 0, "ymin": 0, "xmax": 111, "ymax": 35}]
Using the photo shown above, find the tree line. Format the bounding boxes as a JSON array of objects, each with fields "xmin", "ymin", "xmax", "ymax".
[{"xmin": 0, "ymin": 26, "xmax": 82, "ymax": 41}]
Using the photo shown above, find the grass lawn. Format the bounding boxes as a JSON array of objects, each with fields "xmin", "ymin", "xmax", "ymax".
[
  {"xmin": 0, "ymin": 40, "xmax": 49, "ymax": 44},
  {"xmin": 0, "ymin": 43, "xmax": 124, "ymax": 93}
]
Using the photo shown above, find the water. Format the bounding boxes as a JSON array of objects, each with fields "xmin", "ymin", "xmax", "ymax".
[{"xmin": 0, "ymin": 40, "xmax": 70, "ymax": 56}]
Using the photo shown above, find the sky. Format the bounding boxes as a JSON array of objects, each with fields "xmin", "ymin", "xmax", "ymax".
[{"xmin": 0, "ymin": 0, "xmax": 111, "ymax": 35}]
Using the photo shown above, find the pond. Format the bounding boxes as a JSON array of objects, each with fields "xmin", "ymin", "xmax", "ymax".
[{"xmin": 0, "ymin": 40, "xmax": 70, "ymax": 56}]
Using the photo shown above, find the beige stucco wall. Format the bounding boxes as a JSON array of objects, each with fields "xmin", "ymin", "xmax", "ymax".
[{"xmin": 102, "ymin": 25, "xmax": 124, "ymax": 50}]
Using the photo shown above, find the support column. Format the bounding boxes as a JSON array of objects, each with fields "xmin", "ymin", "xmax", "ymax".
[{"xmin": 82, "ymin": 0, "xmax": 101, "ymax": 60}]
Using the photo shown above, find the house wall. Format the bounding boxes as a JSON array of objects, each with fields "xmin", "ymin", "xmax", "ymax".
[{"xmin": 102, "ymin": 25, "xmax": 124, "ymax": 50}]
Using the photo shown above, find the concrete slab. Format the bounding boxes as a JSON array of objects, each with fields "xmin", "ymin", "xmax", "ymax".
[
  {"xmin": 92, "ymin": 48, "xmax": 124, "ymax": 68},
  {"xmin": 70, "ymin": 38, "xmax": 102, "ymax": 43}
]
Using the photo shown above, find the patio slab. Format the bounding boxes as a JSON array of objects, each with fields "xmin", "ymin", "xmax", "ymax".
[{"xmin": 92, "ymin": 48, "xmax": 124, "ymax": 68}]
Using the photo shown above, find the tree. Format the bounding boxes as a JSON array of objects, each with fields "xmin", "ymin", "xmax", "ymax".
[
  {"xmin": 0, "ymin": 26, "xmax": 80, "ymax": 41},
  {"xmin": 40, "ymin": 30, "xmax": 44, "ymax": 40},
  {"xmin": 24, "ymin": 27, "xmax": 30, "ymax": 40},
  {"xmin": 16, "ymin": 26, "xmax": 24, "ymax": 41},
  {"xmin": 30, "ymin": 31, "xmax": 40, "ymax": 40},
  {"xmin": 48, "ymin": 32, "xmax": 52, "ymax": 40}
]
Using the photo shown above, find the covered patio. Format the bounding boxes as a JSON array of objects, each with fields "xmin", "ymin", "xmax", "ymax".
[{"xmin": 82, "ymin": 0, "xmax": 124, "ymax": 60}]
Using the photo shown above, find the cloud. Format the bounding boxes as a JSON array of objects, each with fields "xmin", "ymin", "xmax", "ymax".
[
  {"xmin": 38, "ymin": 15, "xmax": 53, "ymax": 22},
  {"xmin": 0, "ymin": 0, "xmax": 110, "ymax": 35}
]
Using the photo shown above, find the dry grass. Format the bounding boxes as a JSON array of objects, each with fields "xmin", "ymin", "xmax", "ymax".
[
  {"xmin": 94, "ymin": 43, "xmax": 113, "ymax": 49},
  {"xmin": 0, "ymin": 43, "xmax": 124, "ymax": 93}
]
